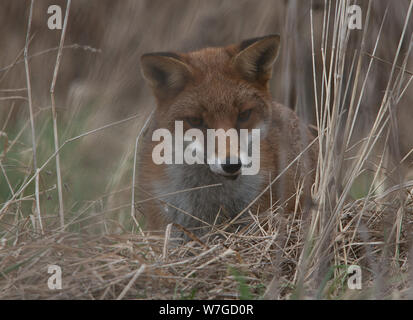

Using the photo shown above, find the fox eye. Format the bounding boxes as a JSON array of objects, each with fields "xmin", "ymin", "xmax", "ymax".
[
  {"xmin": 186, "ymin": 117, "xmax": 204, "ymax": 128},
  {"xmin": 238, "ymin": 109, "xmax": 252, "ymax": 122}
]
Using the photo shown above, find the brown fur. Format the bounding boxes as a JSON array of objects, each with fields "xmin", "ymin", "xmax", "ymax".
[{"xmin": 138, "ymin": 35, "xmax": 318, "ymax": 236}]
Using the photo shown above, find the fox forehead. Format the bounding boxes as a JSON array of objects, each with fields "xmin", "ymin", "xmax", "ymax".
[
  {"xmin": 169, "ymin": 80, "xmax": 265, "ymax": 120},
  {"xmin": 171, "ymin": 49, "xmax": 268, "ymax": 113},
  {"xmin": 141, "ymin": 35, "xmax": 280, "ymax": 117},
  {"xmin": 183, "ymin": 47, "xmax": 235, "ymax": 77}
]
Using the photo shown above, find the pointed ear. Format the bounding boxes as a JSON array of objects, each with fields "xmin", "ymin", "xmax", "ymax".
[
  {"xmin": 140, "ymin": 52, "xmax": 192, "ymax": 100},
  {"xmin": 232, "ymin": 34, "xmax": 280, "ymax": 84}
]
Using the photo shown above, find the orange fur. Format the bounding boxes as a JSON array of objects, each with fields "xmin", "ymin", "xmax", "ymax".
[{"xmin": 138, "ymin": 35, "xmax": 318, "ymax": 236}]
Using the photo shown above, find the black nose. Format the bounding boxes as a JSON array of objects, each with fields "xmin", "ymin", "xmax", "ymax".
[{"xmin": 221, "ymin": 158, "xmax": 242, "ymax": 174}]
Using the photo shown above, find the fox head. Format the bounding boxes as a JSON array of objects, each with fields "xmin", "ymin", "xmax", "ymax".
[{"xmin": 140, "ymin": 35, "xmax": 280, "ymax": 178}]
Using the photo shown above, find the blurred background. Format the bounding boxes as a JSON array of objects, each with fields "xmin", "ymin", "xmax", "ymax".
[{"xmin": 0, "ymin": 0, "xmax": 412, "ymax": 232}]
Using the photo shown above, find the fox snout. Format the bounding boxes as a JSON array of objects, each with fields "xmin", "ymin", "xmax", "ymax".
[
  {"xmin": 209, "ymin": 156, "xmax": 243, "ymax": 179},
  {"xmin": 206, "ymin": 128, "xmax": 246, "ymax": 179},
  {"xmin": 180, "ymin": 125, "xmax": 260, "ymax": 178},
  {"xmin": 221, "ymin": 158, "xmax": 242, "ymax": 174}
]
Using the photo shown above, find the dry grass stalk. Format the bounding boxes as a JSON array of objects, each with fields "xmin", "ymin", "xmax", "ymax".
[{"xmin": 49, "ymin": 0, "xmax": 72, "ymax": 230}]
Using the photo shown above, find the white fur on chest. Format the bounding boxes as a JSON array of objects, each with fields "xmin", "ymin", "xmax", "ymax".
[{"xmin": 151, "ymin": 163, "xmax": 265, "ymax": 229}]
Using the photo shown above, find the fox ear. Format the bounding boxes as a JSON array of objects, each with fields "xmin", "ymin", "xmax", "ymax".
[
  {"xmin": 232, "ymin": 34, "xmax": 280, "ymax": 84},
  {"xmin": 140, "ymin": 52, "xmax": 191, "ymax": 100}
]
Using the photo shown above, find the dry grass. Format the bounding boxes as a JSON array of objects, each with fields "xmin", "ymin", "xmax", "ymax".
[
  {"xmin": 1, "ymin": 197, "xmax": 412, "ymax": 299},
  {"xmin": 1, "ymin": 0, "xmax": 413, "ymax": 299}
]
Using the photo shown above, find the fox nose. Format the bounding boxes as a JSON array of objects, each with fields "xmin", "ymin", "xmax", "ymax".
[{"xmin": 221, "ymin": 157, "xmax": 242, "ymax": 175}]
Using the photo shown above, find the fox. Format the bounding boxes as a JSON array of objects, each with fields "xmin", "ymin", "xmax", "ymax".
[{"xmin": 137, "ymin": 35, "xmax": 318, "ymax": 237}]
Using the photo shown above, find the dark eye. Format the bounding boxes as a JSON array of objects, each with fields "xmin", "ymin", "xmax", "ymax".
[
  {"xmin": 238, "ymin": 109, "xmax": 252, "ymax": 122},
  {"xmin": 186, "ymin": 117, "xmax": 204, "ymax": 128}
]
